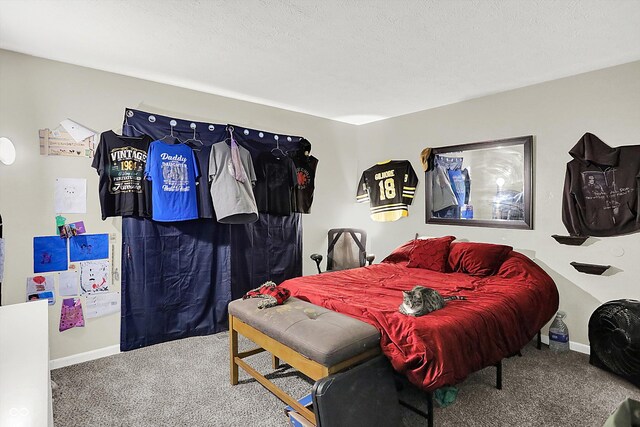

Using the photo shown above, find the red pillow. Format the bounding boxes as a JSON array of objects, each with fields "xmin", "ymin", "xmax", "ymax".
[
  {"xmin": 448, "ymin": 242, "xmax": 513, "ymax": 276},
  {"xmin": 381, "ymin": 240, "xmax": 416, "ymax": 264},
  {"xmin": 406, "ymin": 236, "xmax": 456, "ymax": 272}
]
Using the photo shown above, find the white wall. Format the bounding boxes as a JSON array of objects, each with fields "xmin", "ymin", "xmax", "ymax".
[
  {"xmin": 355, "ymin": 60, "xmax": 640, "ymax": 345},
  {"xmin": 2, "ymin": 48, "xmax": 639, "ymax": 359},
  {"xmin": 0, "ymin": 49, "xmax": 356, "ymax": 360}
]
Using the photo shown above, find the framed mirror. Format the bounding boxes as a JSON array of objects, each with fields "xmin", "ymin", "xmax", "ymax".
[{"xmin": 425, "ymin": 135, "xmax": 533, "ymax": 229}]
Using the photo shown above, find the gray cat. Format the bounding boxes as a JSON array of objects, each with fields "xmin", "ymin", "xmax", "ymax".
[{"xmin": 399, "ymin": 285, "xmax": 466, "ymax": 317}]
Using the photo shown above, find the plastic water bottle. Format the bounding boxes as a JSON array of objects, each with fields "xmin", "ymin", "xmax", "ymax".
[{"xmin": 549, "ymin": 311, "xmax": 570, "ymax": 352}]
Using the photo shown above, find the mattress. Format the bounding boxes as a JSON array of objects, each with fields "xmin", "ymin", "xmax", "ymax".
[{"xmin": 281, "ymin": 251, "xmax": 559, "ymax": 391}]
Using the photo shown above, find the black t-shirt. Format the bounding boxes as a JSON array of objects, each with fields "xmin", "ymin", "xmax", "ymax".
[
  {"xmin": 188, "ymin": 143, "xmax": 215, "ymax": 219},
  {"xmin": 254, "ymin": 152, "xmax": 297, "ymax": 216},
  {"xmin": 290, "ymin": 152, "xmax": 318, "ymax": 214},
  {"xmin": 91, "ymin": 130, "xmax": 153, "ymax": 220}
]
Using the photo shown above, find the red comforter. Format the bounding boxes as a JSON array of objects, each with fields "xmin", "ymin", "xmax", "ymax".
[{"xmin": 281, "ymin": 251, "xmax": 559, "ymax": 391}]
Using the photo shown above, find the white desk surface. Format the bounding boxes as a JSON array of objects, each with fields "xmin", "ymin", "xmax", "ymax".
[{"xmin": 0, "ymin": 300, "xmax": 52, "ymax": 427}]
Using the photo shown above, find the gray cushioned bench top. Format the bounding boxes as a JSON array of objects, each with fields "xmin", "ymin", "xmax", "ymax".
[{"xmin": 229, "ymin": 297, "xmax": 380, "ymax": 367}]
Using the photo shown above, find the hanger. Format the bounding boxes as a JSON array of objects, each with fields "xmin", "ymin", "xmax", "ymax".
[
  {"xmin": 219, "ymin": 125, "xmax": 236, "ymax": 146},
  {"xmin": 223, "ymin": 125, "xmax": 235, "ymax": 144},
  {"xmin": 159, "ymin": 120, "xmax": 183, "ymax": 144},
  {"xmin": 184, "ymin": 123, "xmax": 203, "ymax": 150},
  {"xmin": 271, "ymin": 135, "xmax": 286, "ymax": 158}
]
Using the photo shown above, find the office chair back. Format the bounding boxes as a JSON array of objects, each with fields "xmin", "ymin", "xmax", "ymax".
[{"xmin": 327, "ymin": 228, "xmax": 367, "ymax": 271}]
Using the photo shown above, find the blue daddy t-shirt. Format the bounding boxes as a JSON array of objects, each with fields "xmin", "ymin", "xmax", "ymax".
[{"xmin": 144, "ymin": 140, "xmax": 200, "ymax": 222}]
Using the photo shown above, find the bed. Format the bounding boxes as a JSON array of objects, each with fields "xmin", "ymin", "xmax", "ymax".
[{"xmin": 281, "ymin": 237, "xmax": 559, "ymax": 392}]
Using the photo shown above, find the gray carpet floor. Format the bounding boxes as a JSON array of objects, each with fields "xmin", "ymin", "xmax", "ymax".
[{"xmin": 52, "ymin": 333, "xmax": 640, "ymax": 426}]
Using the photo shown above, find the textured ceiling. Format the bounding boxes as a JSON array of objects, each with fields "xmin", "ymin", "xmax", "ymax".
[{"xmin": 1, "ymin": 0, "xmax": 639, "ymax": 124}]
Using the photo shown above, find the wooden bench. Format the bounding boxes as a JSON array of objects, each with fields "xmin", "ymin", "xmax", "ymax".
[{"xmin": 229, "ymin": 297, "xmax": 381, "ymax": 425}]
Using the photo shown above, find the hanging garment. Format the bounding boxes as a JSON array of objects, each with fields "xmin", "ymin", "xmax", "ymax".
[
  {"xmin": 432, "ymin": 156, "xmax": 463, "ymax": 218},
  {"xmin": 290, "ymin": 139, "xmax": 318, "ymax": 214},
  {"xmin": 144, "ymin": 140, "xmax": 200, "ymax": 222},
  {"xmin": 460, "ymin": 168, "xmax": 473, "ymax": 219},
  {"xmin": 431, "ymin": 165, "xmax": 458, "ymax": 213},
  {"xmin": 462, "ymin": 168, "xmax": 471, "ymax": 204},
  {"xmin": 448, "ymin": 169, "xmax": 466, "ymax": 207},
  {"xmin": 356, "ymin": 160, "xmax": 419, "ymax": 222},
  {"xmin": 254, "ymin": 152, "xmax": 298, "ymax": 216},
  {"xmin": 91, "ymin": 131, "xmax": 153, "ymax": 220},
  {"xmin": 209, "ymin": 142, "xmax": 258, "ymax": 224},
  {"xmin": 562, "ymin": 132, "xmax": 640, "ymax": 237},
  {"xmin": 189, "ymin": 143, "xmax": 215, "ymax": 219},
  {"xmin": 228, "ymin": 135, "xmax": 248, "ymax": 183}
]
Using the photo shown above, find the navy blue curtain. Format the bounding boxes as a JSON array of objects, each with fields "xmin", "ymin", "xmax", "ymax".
[
  {"xmin": 121, "ymin": 218, "xmax": 230, "ymax": 350},
  {"xmin": 120, "ymin": 109, "xmax": 303, "ymax": 351}
]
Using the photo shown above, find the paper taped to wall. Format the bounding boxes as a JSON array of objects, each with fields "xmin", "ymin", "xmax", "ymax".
[
  {"xmin": 59, "ymin": 298, "xmax": 85, "ymax": 331},
  {"xmin": 54, "ymin": 178, "xmax": 87, "ymax": 214},
  {"xmin": 33, "ymin": 236, "xmax": 68, "ymax": 273},
  {"xmin": 58, "ymin": 271, "xmax": 79, "ymax": 296},
  {"xmin": 70, "ymin": 233, "xmax": 109, "ymax": 262},
  {"xmin": 79, "ymin": 259, "xmax": 109, "ymax": 295},
  {"xmin": 26, "ymin": 275, "xmax": 55, "ymax": 305},
  {"xmin": 84, "ymin": 292, "xmax": 120, "ymax": 319}
]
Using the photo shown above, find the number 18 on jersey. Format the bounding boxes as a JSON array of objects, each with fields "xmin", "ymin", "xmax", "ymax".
[{"xmin": 356, "ymin": 160, "xmax": 419, "ymax": 222}]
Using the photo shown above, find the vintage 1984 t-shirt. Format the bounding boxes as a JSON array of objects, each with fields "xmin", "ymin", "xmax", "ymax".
[
  {"xmin": 144, "ymin": 140, "xmax": 200, "ymax": 222},
  {"xmin": 91, "ymin": 130, "xmax": 153, "ymax": 220}
]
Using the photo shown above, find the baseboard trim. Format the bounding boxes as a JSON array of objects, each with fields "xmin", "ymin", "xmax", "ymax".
[
  {"xmin": 50, "ymin": 345, "xmax": 120, "ymax": 370},
  {"xmin": 540, "ymin": 335, "xmax": 590, "ymax": 355},
  {"xmin": 48, "ymin": 338, "xmax": 589, "ymax": 369}
]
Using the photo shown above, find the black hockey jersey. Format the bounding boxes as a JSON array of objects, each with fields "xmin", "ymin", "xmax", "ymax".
[{"xmin": 356, "ymin": 160, "xmax": 419, "ymax": 222}]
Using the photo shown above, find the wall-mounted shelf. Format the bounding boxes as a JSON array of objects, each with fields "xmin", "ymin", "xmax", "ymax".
[
  {"xmin": 570, "ymin": 262, "xmax": 610, "ymax": 275},
  {"xmin": 552, "ymin": 235, "xmax": 588, "ymax": 246}
]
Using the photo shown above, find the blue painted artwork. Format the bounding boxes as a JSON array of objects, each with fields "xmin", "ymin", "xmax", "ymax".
[
  {"xmin": 69, "ymin": 233, "xmax": 109, "ymax": 262},
  {"xmin": 33, "ymin": 236, "xmax": 68, "ymax": 273}
]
